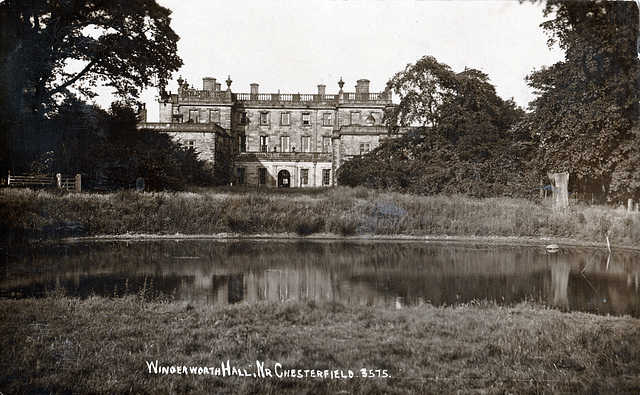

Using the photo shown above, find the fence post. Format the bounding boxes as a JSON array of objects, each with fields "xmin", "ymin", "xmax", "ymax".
[
  {"xmin": 75, "ymin": 174, "xmax": 82, "ymax": 192},
  {"xmin": 56, "ymin": 173, "xmax": 62, "ymax": 189},
  {"xmin": 7, "ymin": 171, "xmax": 10, "ymax": 186},
  {"xmin": 628, "ymin": 198, "xmax": 634, "ymax": 212}
]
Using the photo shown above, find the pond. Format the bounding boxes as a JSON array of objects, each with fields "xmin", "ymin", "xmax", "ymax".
[{"xmin": 1, "ymin": 240, "xmax": 639, "ymax": 317}]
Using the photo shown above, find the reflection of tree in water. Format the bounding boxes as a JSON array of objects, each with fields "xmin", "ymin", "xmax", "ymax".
[{"xmin": 550, "ymin": 259, "xmax": 570, "ymax": 309}]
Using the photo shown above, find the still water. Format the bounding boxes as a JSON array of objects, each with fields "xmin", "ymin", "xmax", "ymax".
[{"xmin": 1, "ymin": 240, "xmax": 639, "ymax": 316}]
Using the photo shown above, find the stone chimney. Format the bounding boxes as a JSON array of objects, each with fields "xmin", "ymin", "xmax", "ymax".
[
  {"xmin": 215, "ymin": 82, "xmax": 222, "ymax": 92},
  {"xmin": 203, "ymin": 77, "xmax": 216, "ymax": 92},
  {"xmin": 355, "ymin": 79, "xmax": 370, "ymax": 95},
  {"xmin": 317, "ymin": 84, "xmax": 326, "ymax": 95},
  {"xmin": 250, "ymin": 83, "xmax": 259, "ymax": 95}
]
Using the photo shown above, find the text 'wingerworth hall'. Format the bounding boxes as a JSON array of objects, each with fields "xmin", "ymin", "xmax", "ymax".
[{"xmin": 138, "ymin": 75, "xmax": 397, "ymax": 187}]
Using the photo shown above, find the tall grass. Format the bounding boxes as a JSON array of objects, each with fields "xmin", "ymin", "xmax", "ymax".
[
  {"xmin": 0, "ymin": 296, "xmax": 638, "ymax": 394},
  {"xmin": 1, "ymin": 187, "xmax": 639, "ymax": 247}
]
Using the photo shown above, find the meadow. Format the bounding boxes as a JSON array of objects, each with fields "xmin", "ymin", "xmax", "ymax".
[
  {"xmin": 1, "ymin": 293, "xmax": 639, "ymax": 394},
  {"xmin": 1, "ymin": 186, "xmax": 639, "ymax": 248}
]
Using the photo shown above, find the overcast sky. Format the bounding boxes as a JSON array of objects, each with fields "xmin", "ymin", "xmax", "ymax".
[{"xmin": 127, "ymin": 0, "xmax": 564, "ymax": 121}]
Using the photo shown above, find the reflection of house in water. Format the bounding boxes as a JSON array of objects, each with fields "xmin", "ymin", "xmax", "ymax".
[
  {"xmin": 3, "ymin": 241, "xmax": 639, "ymax": 316},
  {"xmin": 205, "ymin": 269, "xmax": 339, "ymax": 304},
  {"xmin": 184, "ymin": 267, "xmax": 404, "ymax": 307}
]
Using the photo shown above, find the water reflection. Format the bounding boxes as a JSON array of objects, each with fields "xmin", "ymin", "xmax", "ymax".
[{"xmin": 1, "ymin": 240, "xmax": 639, "ymax": 316}]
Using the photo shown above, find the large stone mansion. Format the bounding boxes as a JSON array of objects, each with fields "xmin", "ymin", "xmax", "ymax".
[{"xmin": 138, "ymin": 75, "xmax": 396, "ymax": 187}]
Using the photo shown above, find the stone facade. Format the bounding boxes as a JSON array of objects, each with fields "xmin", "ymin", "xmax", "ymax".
[{"xmin": 138, "ymin": 76, "xmax": 396, "ymax": 187}]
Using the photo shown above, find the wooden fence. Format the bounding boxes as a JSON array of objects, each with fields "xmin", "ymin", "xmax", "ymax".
[{"xmin": 7, "ymin": 172, "xmax": 81, "ymax": 192}]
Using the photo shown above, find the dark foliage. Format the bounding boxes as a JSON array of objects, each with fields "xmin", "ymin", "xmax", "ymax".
[
  {"xmin": 522, "ymin": 0, "xmax": 640, "ymax": 203},
  {"xmin": 92, "ymin": 103, "xmax": 216, "ymax": 190},
  {"xmin": 339, "ymin": 57, "xmax": 529, "ymax": 197},
  {"xmin": 21, "ymin": 101, "xmax": 215, "ymax": 190},
  {"xmin": 0, "ymin": 0, "xmax": 182, "ymax": 174}
]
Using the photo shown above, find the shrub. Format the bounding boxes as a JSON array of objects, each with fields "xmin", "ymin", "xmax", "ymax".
[
  {"xmin": 293, "ymin": 216, "xmax": 325, "ymax": 236},
  {"xmin": 330, "ymin": 215, "xmax": 360, "ymax": 236}
]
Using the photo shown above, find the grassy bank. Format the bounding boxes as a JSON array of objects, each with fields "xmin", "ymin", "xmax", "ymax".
[
  {"xmin": 1, "ymin": 295, "xmax": 638, "ymax": 394},
  {"xmin": 2, "ymin": 187, "xmax": 639, "ymax": 248}
]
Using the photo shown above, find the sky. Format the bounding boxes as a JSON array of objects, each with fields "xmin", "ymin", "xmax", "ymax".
[{"xmin": 114, "ymin": 0, "xmax": 565, "ymax": 121}]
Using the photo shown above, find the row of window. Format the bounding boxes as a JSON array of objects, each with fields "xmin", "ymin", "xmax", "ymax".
[
  {"xmin": 238, "ymin": 168, "xmax": 331, "ymax": 186},
  {"xmin": 297, "ymin": 168, "xmax": 331, "ymax": 186},
  {"xmin": 173, "ymin": 109, "xmax": 221, "ymax": 124},
  {"xmin": 242, "ymin": 111, "xmax": 374, "ymax": 126},
  {"xmin": 194, "ymin": 137, "xmax": 366, "ymax": 156},
  {"xmin": 238, "ymin": 135, "xmax": 332, "ymax": 153},
  {"xmin": 252, "ymin": 112, "xmax": 322, "ymax": 127},
  {"xmin": 173, "ymin": 109, "xmax": 378, "ymax": 126}
]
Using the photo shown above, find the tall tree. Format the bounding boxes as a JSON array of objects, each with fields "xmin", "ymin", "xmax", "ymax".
[
  {"xmin": 0, "ymin": 0, "xmax": 183, "ymax": 171},
  {"xmin": 0, "ymin": 0, "xmax": 183, "ymax": 116},
  {"xmin": 384, "ymin": 56, "xmax": 456, "ymax": 134},
  {"xmin": 525, "ymin": 0, "xmax": 640, "ymax": 202},
  {"xmin": 341, "ymin": 56, "xmax": 527, "ymax": 197}
]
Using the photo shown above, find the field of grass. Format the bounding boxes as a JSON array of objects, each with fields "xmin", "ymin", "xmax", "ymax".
[
  {"xmin": 1, "ymin": 186, "xmax": 639, "ymax": 248},
  {"xmin": 1, "ymin": 294, "xmax": 638, "ymax": 394}
]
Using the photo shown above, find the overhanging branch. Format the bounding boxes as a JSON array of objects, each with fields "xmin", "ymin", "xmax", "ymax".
[{"xmin": 47, "ymin": 59, "xmax": 97, "ymax": 98}]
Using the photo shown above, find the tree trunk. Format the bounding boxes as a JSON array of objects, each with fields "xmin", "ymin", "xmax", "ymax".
[{"xmin": 548, "ymin": 172, "xmax": 569, "ymax": 210}]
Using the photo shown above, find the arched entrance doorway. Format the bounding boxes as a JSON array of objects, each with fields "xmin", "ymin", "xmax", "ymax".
[{"xmin": 277, "ymin": 170, "xmax": 290, "ymax": 188}]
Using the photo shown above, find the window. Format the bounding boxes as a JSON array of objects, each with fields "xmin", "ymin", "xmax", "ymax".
[
  {"xmin": 260, "ymin": 136, "xmax": 269, "ymax": 153},
  {"xmin": 187, "ymin": 140, "xmax": 196, "ymax": 150},
  {"xmin": 280, "ymin": 136, "xmax": 290, "ymax": 152},
  {"xmin": 322, "ymin": 169, "xmax": 331, "ymax": 186},
  {"xmin": 322, "ymin": 136, "xmax": 331, "ymax": 153},
  {"xmin": 301, "ymin": 136, "xmax": 310, "ymax": 153},
  {"xmin": 350, "ymin": 111, "xmax": 360, "ymax": 125},
  {"xmin": 172, "ymin": 114, "xmax": 183, "ymax": 123},
  {"xmin": 239, "ymin": 135, "xmax": 246, "ymax": 152},
  {"xmin": 260, "ymin": 112, "xmax": 270, "ymax": 125},
  {"xmin": 189, "ymin": 109, "xmax": 199, "ymax": 123},
  {"xmin": 323, "ymin": 113, "xmax": 332, "ymax": 126},
  {"xmin": 302, "ymin": 112, "xmax": 311, "ymax": 126},
  {"xmin": 281, "ymin": 112, "xmax": 291, "ymax": 126},
  {"xmin": 259, "ymin": 168, "xmax": 267, "ymax": 185},
  {"xmin": 301, "ymin": 169, "xmax": 309, "ymax": 186},
  {"xmin": 210, "ymin": 109, "xmax": 220, "ymax": 123},
  {"xmin": 239, "ymin": 112, "xmax": 248, "ymax": 124},
  {"xmin": 359, "ymin": 143, "xmax": 371, "ymax": 155},
  {"xmin": 236, "ymin": 168, "xmax": 245, "ymax": 185}
]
